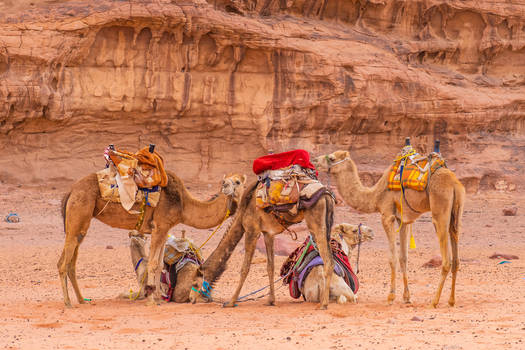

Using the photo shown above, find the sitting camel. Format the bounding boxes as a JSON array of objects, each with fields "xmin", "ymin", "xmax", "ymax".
[
  {"xmin": 189, "ymin": 181, "xmax": 337, "ymax": 309},
  {"xmin": 314, "ymin": 151, "xmax": 465, "ymax": 307},
  {"xmin": 121, "ymin": 234, "xmax": 201, "ymax": 302},
  {"xmin": 302, "ymin": 223, "xmax": 374, "ymax": 304},
  {"xmin": 58, "ymin": 172, "xmax": 246, "ymax": 307}
]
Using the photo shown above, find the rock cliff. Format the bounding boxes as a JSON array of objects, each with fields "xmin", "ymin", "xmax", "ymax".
[{"xmin": 0, "ymin": 0, "xmax": 524, "ymax": 192}]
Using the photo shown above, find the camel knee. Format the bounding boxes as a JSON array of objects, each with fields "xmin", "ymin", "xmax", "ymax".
[{"xmin": 451, "ymin": 259, "xmax": 459, "ymax": 273}]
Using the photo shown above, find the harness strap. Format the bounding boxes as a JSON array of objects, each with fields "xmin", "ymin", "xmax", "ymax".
[
  {"xmin": 134, "ymin": 257, "xmax": 144, "ymax": 272},
  {"xmin": 356, "ymin": 223, "xmax": 362, "ymax": 274}
]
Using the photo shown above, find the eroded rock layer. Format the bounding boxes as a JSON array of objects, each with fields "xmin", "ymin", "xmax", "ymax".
[{"xmin": 0, "ymin": 0, "xmax": 524, "ymax": 192}]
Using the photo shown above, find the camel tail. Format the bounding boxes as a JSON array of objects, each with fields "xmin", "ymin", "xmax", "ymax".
[
  {"xmin": 449, "ymin": 182, "xmax": 465, "ymax": 243},
  {"xmin": 61, "ymin": 191, "xmax": 71, "ymax": 234}
]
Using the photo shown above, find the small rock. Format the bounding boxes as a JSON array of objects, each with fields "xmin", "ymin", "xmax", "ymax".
[
  {"xmin": 106, "ymin": 245, "xmax": 114, "ymax": 249},
  {"xmin": 502, "ymin": 207, "xmax": 517, "ymax": 216},
  {"xmin": 286, "ymin": 337, "xmax": 291, "ymax": 341},
  {"xmin": 489, "ymin": 252, "xmax": 519, "ymax": 260},
  {"xmin": 422, "ymin": 256, "xmax": 442, "ymax": 268},
  {"xmin": 411, "ymin": 316, "xmax": 423, "ymax": 322}
]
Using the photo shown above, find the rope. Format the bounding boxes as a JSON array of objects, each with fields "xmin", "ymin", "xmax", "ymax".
[
  {"xmin": 356, "ymin": 223, "xmax": 362, "ymax": 274},
  {"xmin": 94, "ymin": 200, "xmax": 111, "ymax": 217},
  {"xmin": 129, "ymin": 258, "xmax": 147, "ymax": 301},
  {"xmin": 199, "ymin": 209, "xmax": 231, "ymax": 249}
]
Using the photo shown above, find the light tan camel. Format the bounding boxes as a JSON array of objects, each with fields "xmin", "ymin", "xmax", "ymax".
[
  {"xmin": 189, "ymin": 181, "xmax": 337, "ymax": 309},
  {"xmin": 58, "ymin": 172, "xmax": 246, "ymax": 307},
  {"xmin": 121, "ymin": 234, "xmax": 200, "ymax": 302},
  {"xmin": 303, "ymin": 223, "xmax": 374, "ymax": 304},
  {"xmin": 314, "ymin": 151, "xmax": 465, "ymax": 307}
]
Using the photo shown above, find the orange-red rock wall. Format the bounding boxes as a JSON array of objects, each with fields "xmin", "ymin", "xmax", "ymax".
[{"xmin": 0, "ymin": 0, "xmax": 524, "ymax": 192}]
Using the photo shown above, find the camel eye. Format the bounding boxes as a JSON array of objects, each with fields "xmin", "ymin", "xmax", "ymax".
[{"xmin": 235, "ymin": 180, "xmax": 240, "ymax": 185}]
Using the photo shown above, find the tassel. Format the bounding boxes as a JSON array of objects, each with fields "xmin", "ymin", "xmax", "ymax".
[{"xmin": 409, "ymin": 225, "xmax": 416, "ymax": 249}]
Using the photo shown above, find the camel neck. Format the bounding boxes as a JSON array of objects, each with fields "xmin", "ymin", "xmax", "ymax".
[
  {"xmin": 332, "ymin": 159, "xmax": 385, "ymax": 213},
  {"xmin": 200, "ymin": 215, "xmax": 245, "ymax": 285},
  {"xmin": 181, "ymin": 189, "xmax": 232, "ymax": 229}
]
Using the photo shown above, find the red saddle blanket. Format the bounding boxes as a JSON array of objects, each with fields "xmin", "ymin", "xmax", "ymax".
[{"xmin": 253, "ymin": 149, "xmax": 316, "ymax": 175}]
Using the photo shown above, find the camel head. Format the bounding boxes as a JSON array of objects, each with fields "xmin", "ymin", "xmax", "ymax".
[
  {"xmin": 188, "ymin": 268, "xmax": 213, "ymax": 304},
  {"xmin": 332, "ymin": 223, "xmax": 374, "ymax": 250},
  {"xmin": 222, "ymin": 173, "xmax": 247, "ymax": 204},
  {"xmin": 313, "ymin": 150, "xmax": 351, "ymax": 173}
]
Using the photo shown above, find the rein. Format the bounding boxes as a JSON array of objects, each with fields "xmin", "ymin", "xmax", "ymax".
[
  {"xmin": 325, "ymin": 156, "xmax": 350, "ymax": 172},
  {"xmin": 356, "ymin": 223, "xmax": 362, "ymax": 274}
]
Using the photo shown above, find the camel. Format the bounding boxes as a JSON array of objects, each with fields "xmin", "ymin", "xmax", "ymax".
[
  {"xmin": 313, "ymin": 150, "xmax": 465, "ymax": 307},
  {"xmin": 58, "ymin": 172, "xmax": 246, "ymax": 307},
  {"xmin": 189, "ymin": 181, "xmax": 337, "ymax": 309},
  {"xmin": 302, "ymin": 223, "xmax": 374, "ymax": 304},
  {"xmin": 121, "ymin": 234, "xmax": 200, "ymax": 302},
  {"xmin": 121, "ymin": 177, "xmax": 247, "ymax": 302}
]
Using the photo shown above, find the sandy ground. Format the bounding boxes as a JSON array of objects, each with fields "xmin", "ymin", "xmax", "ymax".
[{"xmin": 0, "ymin": 183, "xmax": 524, "ymax": 350}]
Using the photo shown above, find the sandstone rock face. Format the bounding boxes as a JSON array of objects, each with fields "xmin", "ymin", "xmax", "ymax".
[{"xmin": 0, "ymin": 0, "xmax": 524, "ymax": 190}]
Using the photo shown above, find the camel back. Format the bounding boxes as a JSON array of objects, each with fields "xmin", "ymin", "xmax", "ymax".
[{"xmin": 388, "ymin": 153, "xmax": 446, "ymax": 191}]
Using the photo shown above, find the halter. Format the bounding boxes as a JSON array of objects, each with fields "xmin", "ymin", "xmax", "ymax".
[
  {"xmin": 191, "ymin": 279, "xmax": 212, "ymax": 301},
  {"xmin": 325, "ymin": 155, "xmax": 350, "ymax": 171},
  {"xmin": 356, "ymin": 223, "xmax": 362, "ymax": 274}
]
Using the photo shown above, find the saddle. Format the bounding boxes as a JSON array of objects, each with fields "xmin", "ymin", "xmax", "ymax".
[
  {"xmin": 96, "ymin": 145, "xmax": 168, "ymax": 212},
  {"xmin": 387, "ymin": 146, "xmax": 446, "ymax": 192},
  {"xmin": 279, "ymin": 237, "xmax": 359, "ymax": 299},
  {"xmin": 253, "ymin": 150, "xmax": 329, "ymax": 216}
]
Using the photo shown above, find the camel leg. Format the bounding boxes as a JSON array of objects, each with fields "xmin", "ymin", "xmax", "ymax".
[
  {"xmin": 381, "ymin": 214, "xmax": 397, "ymax": 304},
  {"xmin": 398, "ymin": 223, "xmax": 411, "ymax": 303},
  {"xmin": 67, "ymin": 244, "xmax": 85, "ymax": 304},
  {"xmin": 58, "ymin": 235, "xmax": 82, "ymax": 307},
  {"xmin": 145, "ymin": 223, "xmax": 169, "ymax": 305},
  {"xmin": 263, "ymin": 233, "xmax": 276, "ymax": 306},
  {"xmin": 225, "ymin": 231, "xmax": 259, "ymax": 307},
  {"xmin": 431, "ymin": 215, "xmax": 451, "ymax": 308},
  {"xmin": 449, "ymin": 233, "xmax": 459, "ymax": 307},
  {"xmin": 305, "ymin": 196, "xmax": 334, "ymax": 310}
]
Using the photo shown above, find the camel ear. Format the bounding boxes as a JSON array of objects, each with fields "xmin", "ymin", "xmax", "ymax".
[
  {"xmin": 223, "ymin": 174, "xmax": 226, "ymax": 180},
  {"xmin": 343, "ymin": 151, "xmax": 350, "ymax": 158},
  {"xmin": 241, "ymin": 174, "xmax": 247, "ymax": 184}
]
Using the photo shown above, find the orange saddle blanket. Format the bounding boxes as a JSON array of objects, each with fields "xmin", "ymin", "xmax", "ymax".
[{"xmin": 388, "ymin": 154, "xmax": 446, "ymax": 191}]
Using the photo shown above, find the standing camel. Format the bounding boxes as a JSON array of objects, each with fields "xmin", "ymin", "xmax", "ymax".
[
  {"xmin": 189, "ymin": 181, "xmax": 337, "ymax": 309},
  {"xmin": 58, "ymin": 172, "xmax": 246, "ymax": 307},
  {"xmin": 314, "ymin": 151, "xmax": 465, "ymax": 307}
]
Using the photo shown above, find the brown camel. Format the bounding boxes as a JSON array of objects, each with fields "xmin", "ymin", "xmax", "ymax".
[
  {"xmin": 189, "ymin": 181, "xmax": 337, "ymax": 309},
  {"xmin": 58, "ymin": 172, "xmax": 246, "ymax": 307},
  {"xmin": 314, "ymin": 151, "xmax": 465, "ymax": 307}
]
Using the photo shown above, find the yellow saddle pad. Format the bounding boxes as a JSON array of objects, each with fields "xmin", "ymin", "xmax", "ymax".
[
  {"xmin": 256, "ymin": 179, "xmax": 300, "ymax": 208},
  {"xmin": 388, "ymin": 155, "xmax": 446, "ymax": 191}
]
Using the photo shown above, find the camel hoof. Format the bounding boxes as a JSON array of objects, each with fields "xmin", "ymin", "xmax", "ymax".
[
  {"xmin": 431, "ymin": 302, "xmax": 438, "ymax": 309},
  {"xmin": 265, "ymin": 301, "xmax": 275, "ymax": 306},
  {"xmin": 387, "ymin": 293, "xmax": 395, "ymax": 305},
  {"xmin": 222, "ymin": 302, "xmax": 238, "ymax": 308},
  {"xmin": 448, "ymin": 300, "xmax": 455, "ymax": 307},
  {"xmin": 64, "ymin": 302, "xmax": 73, "ymax": 309},
  {"xmin": 403, "ymin": 298, "xmax": 412, "ymax": 304},
  {"xmin": 319, "ymin": 304, "xmax": 328, "ymax": 310},
  {"xmin": 144, "ymin": 285, "xmax": 156, "ymax": 297},
  {"xmin": 146, "ymin": 299, "xmax": 160, "ymax": 306}
]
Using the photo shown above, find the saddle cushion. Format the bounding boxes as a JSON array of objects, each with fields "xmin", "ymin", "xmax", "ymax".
[
  {"xmin": 253, "ymin": 149, "xmax": 316, "ymax": 175},
  {"xmin": 96, "ymin": 167, "xmax": 162, "ymax": 207},
  {"xmin": 388, "ymin": 154, "xmax": 446, "ymax": 191}
]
